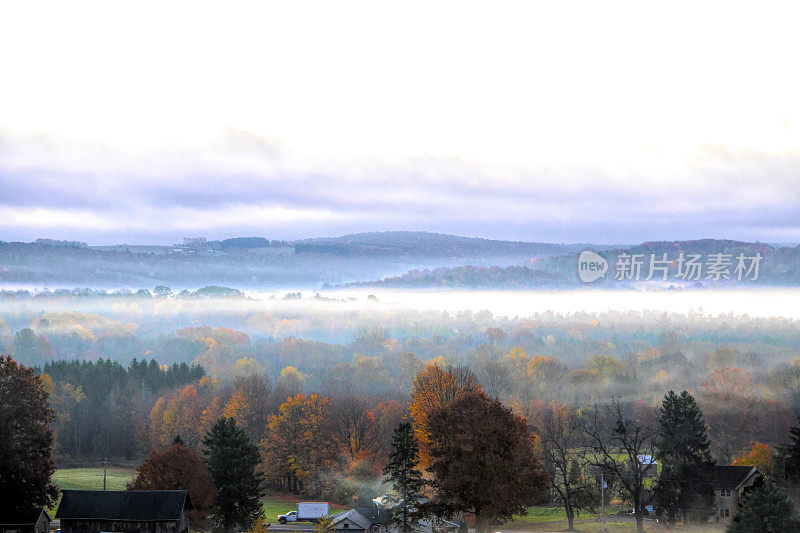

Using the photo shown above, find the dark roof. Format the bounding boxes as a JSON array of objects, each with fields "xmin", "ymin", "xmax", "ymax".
[
  {"xmin": 354, "ymin": 507, "xmax": 391, "ymax": 525},
  {"xmin": 713, "ymin": 466, "xmax": 761, "ymax": 489},
  {"xmin": 56, "ymin": 490, "xmax": 191, "ymax": 521},
  {"xmin": 0, "ymin": 508, "xmax": 50, "ymax": 526}
]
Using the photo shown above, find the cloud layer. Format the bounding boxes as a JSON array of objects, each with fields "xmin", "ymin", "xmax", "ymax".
[{"xmin": 1, "ymin": 129, "xmax": 799, "ymax": 245}]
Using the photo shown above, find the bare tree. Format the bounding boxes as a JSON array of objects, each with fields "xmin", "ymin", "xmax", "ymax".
[
  {"xmin": 582, "ymin": 399, "xmax": 657, "ymax": 533},
  {"xmin": 540, "ymin": 402, "xmax": 597, "ymax": 531}
]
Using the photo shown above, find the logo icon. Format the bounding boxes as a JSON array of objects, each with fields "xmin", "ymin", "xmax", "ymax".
[{"xmin": 578, "ymin": 251, "xmax": 607, "ymax": 283}]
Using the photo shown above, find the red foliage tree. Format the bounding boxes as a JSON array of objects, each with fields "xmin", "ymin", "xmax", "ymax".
[{"xmin": 128, "ymin": 443, "xmax": 215, "ymax": 524}]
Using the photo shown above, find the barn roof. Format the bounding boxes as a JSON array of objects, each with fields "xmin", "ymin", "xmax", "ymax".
[
  {"xmin": 56, "ymin": 490, "xmax": 191, "ymax": 521},
  {"xmin": 331, "ymin": 509, "xmax": 373, "ymax": 530},
  {"xmin": 0, "ymin": 507, "xmax": 50, "ymax": 526}
]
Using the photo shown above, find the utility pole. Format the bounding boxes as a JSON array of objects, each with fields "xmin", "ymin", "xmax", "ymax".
[
  {"xmin": 103, "ymin": 458, "xmax": 108, "ymax": 491},
  {"xmin": 601, "ymin": 471, "xmax": 605, "ymax": 533}
]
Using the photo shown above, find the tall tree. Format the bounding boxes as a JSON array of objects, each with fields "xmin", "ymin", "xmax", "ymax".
[
  {"xmin": 261, "ymin": 394, "xmax": 337, "ymax": 494},
  {"xmin": 202, "ymin": 417, "xmax": 265, "ymax": 532},
  {"xmin": 128, "ymin": 443, "xmax": 215, "ymax": 525},
  {"xmin": 409, "ymin": 365, "xmax": 480, "ymax": 467},
  {"xmin": 654, "ymin": 390, "xmax": 715, "ymax": 523},
  {"xmin": 424, "ymin": 390, "xmax": 548, "ymax": 533},
  {"xmin": 383, "ymin": 421, "xmax": 425, "ymax": 533},
  {"xmin": 540, "ymin": 402, "xmax": 596, "ymax": 531},
  {"xmin": 583, "ymin": 399, "xmax": 657, "ymax": 533},
  {"xmin": 728, "ymin": 479, "xmax": 800, "ymax": 532},
  {"xmin": 785, "ymin": 414, "xmax": 800, "ymax": 480},
  {"xmin": 0, "ymin": 356, "xmax": 59, "ymax": 512}
]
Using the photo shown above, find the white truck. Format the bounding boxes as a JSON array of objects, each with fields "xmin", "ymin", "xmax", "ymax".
[{"xmin": 278, "ymin": 502, "xmax": 330, "ymax": 524}]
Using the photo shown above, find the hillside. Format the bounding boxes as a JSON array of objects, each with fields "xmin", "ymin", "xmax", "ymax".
[{"xmin": 0, "ymin": 233, "xmax": 578, "ymax": 289}]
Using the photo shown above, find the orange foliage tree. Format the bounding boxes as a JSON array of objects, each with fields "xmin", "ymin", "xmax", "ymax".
[
  {"xmin": 409, "ymin": 365, "xmax": 481, "ymax": 467},
  {"xmin": 329, "ymin": 395, "xmax": 379, "ymax": 464},
  {"xmin": 261, "ymin": 394, "xmax": 337, "ymax": 494},
  {"xmin": 150, "ymin": 384, "xmax": 205, "ymax": 450},
  {"xmin": 222, "ymin": 374, "xmax": 273, "ymax": 443},
  {"xmin": 732, "ymin": 442, "xmax": 774, "ymax": 477}
]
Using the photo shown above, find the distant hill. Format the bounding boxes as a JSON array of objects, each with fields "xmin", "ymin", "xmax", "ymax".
[
  {"xmin": 294, "ymin": 231, "xmax": 587, "ymax": 257},
  {"xmin": 0, "ymin": 232, "xmax": 581, "ymax": 288},
  {"xmin": 346, "ymin": 264, "xmax": 571, "ymax": 289},
  {"xmin": 348, "ymin": 239, "xmax": 800, "ymax": 288},
  {"xmin": 2, "ymin": 236, "xmax": 797, "ymax": 289}
]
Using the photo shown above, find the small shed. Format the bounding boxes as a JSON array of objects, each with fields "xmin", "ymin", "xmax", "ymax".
[
  {"xmin": 0, "ymin": 508, "xmax": 51, "ymax": 533},
  {"xmin": 55, "ymin": 490, "xmax": 191, "ymax": 533}
]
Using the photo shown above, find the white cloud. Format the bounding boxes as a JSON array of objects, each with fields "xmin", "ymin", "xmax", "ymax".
[{"xmin": 1, "ymin": 1, "xmax": 799, "ymax": 243}]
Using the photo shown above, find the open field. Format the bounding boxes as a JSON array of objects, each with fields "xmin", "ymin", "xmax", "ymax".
[
  {"xmin": 53, "ymin": 467, "xmax": 137, "ymax": 491},
  {"xmin": 50, "ymin": 467, "xmax": 137, "ymax": 514},
  {"xmin": 510, "ymin": 522, "xmax": 655, "ymax": 532},
  {"xmin": 506, "ymin": 505, "xmax": 627, "ymax": 526}
]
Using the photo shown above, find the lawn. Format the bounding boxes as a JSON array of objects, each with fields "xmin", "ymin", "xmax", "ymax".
[
  {"xmin": 507, "ymin": 505, "xmax": 626, "ymax": 526},
  {"xmin": 53, "ymin": 467, "xmax": 136, "ymax": 491},
  {"xmin": 520, "ymin": 521, "xmax": 658, "ymax": 532},
  {"xmin": 50, "ymin": 467, "xmax": 137, "ymax": 513}
]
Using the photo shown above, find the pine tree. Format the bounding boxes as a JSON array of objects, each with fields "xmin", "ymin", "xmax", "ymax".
[
  {"xmin": 202, "ymin": 417, "xmax": 265, "ymax": 532},
  {"xmin": 655, "ymin": 390, "xmax": 715, "ymax": 523},
  {"xmin": 383, "ymin": 421, "xmax": 425, "ymax": 533},
  {"xmin": 729, "ymin": 479, "xmax": 800, "ymax": 532},
  {"xmin": 786, "ymin": 415, "xmax": 800, "ymax": 479}
]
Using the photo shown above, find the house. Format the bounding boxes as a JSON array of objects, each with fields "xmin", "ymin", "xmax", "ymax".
[
  {"xmin": 331, "ymin": 507, "xmax": 458, "ymax": 533},
  {"xmin": 331, "ymin": 508, "xmax": 392, "ymax": 533},
  {"xmin": 55, "ymin": 490, "xmax": 192, "ymax": 533},
  {"xmin": 712, "ymin": 465, "xmax": 762, "ymax": 526},
  {"xmin": 0, "ymin": 507, "xmax": 51, "ymax": 533},
  {"xmin": 636, "ymin": 455, "xmax": 659, "ymax": 477}
]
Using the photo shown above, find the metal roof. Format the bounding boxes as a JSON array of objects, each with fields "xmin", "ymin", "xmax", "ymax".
[
  {"xmin": 0, "ymin": 507, "xmax": 51, "ymax": 526},
  {"xmin": 55, "ymin": 490, "xmax": 191, "ymax": 521}
]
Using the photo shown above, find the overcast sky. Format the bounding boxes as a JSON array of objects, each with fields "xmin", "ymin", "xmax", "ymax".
[{"xmin": 1, "ymin": 1, "xmax": 799, "ymax": 245}]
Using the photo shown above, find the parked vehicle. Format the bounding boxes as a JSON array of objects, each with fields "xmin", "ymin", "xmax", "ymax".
[{"xmin": 278, "ymin": 502, "xmax": 330, "ymax": 524}]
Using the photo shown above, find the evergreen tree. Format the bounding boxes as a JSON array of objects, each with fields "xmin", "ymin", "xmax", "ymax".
[
  {"xmin": 383, "ymin": 421, "xmax": 425, "ymax": 533},
  {"xmin": 654, "ymin": 390, "xmax": 715, "ymax": 523},
  {"xmin": 202, "ymin": 417, "xmax": 265, "ymax": 532},
  {"xmin": 786, "ymin": 414, "xmax": 800, "ymax": 479},
  {"xmin": 729, "ymin": 479, "xmax": 800, "ymax": 532}
]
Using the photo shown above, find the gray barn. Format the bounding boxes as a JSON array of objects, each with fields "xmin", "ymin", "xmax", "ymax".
[{"xmin": 55, "ymin": 490, "xmax": 191, "ymax": 533}]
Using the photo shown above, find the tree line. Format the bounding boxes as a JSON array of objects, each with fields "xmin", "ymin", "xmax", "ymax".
[{"xmin": 5, "ymin": 355, "xmax": 800, "ymax": 533}]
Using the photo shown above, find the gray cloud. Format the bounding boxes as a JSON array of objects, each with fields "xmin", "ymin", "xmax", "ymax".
[{"xmin": 1, "ymin": 129, "xmax": 799, "ymax": 245}]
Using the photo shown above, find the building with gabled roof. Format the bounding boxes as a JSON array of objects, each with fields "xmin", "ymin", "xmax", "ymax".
[
  {"xmin": 331, "ymin": 506, "xmax": 457, "ymax": 533},
  {"xmin": 712, "ymin": 465, "xmax": 762, "ymax": 526},
  {"xmin": 55, "ymin": 490, "xmax": 192, "ymax": 533},
  {"xmin": 0, "ymin": 507, "xmax": 51, "ymax": 533}
]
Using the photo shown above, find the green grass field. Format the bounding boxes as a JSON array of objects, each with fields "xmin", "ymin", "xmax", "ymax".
[
  {"xmin": 50, "ymin": 467, "xmax": 137, "ymax": 514},
  {"xmin": 506, "ymin": 504, "xmax": 627, "ymax": 525},
  {"xmin": 519, "ymin": 521, "xmax": 657, "ymax": 532},
  {"xmin": 53, "ymin": 467, "xmax": 136, "ymax": 491}
]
